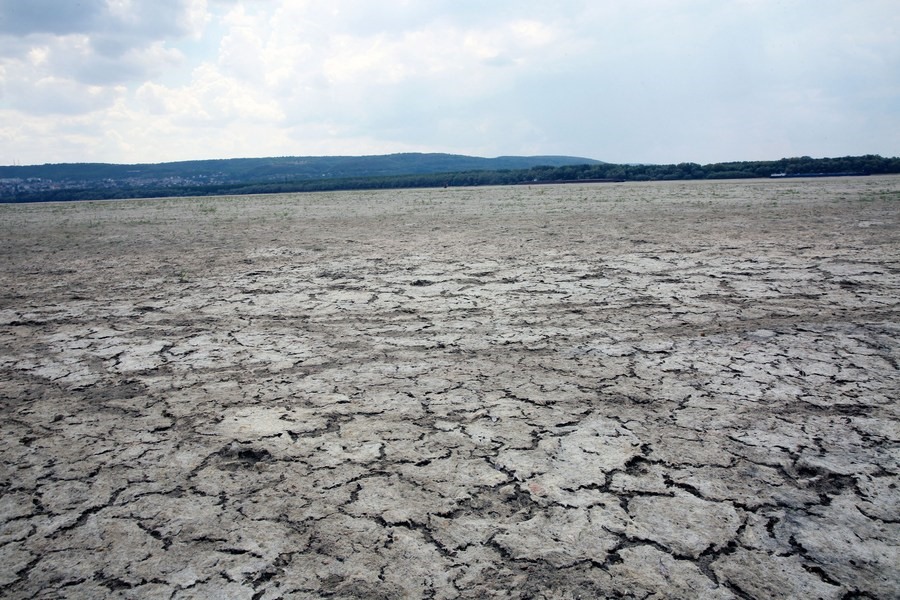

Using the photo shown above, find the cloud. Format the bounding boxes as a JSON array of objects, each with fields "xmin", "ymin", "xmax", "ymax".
[
  {"xmin": 1, "ymin": 0, "xmax": 898, "ymax": 165},
  {"xmin": 0, "ymin": 0, "xmax": 207, "ymax": 39},
  {"xmin": 135, "ymin": 63, "xmax": 284, "ymax": 125},
  {"xmin": 0, "ymin": 0, "xmax": 108, "ymax": 36},
  {"xmin": 0, "ymin": 0, "xmax": 205, "ymax": 96},
  {"xmin": 12, "ymin": 77, "xmax": 124, "ymax": 115}
]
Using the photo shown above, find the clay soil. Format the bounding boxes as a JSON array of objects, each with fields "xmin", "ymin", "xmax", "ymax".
[{"xmin": 1, "ymin": 177, "xmax": 899, "ymax": 599}]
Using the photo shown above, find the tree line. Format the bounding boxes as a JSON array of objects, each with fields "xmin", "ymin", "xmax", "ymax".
[{"xmin": 3, "ymin": 154, "xmax": 899, "ymax": 203}]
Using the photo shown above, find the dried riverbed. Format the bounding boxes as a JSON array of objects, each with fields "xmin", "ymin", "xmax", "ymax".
[{"xmin": 1, "ymin": 178, "xmax": 899, "ymax": 598}]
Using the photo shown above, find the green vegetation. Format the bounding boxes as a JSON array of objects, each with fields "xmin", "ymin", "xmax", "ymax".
[
  {"xmin": 2, "ymin": 153, "xmax": 898, "ymax": 203},
  {"xmin": 0, "ymin": 153, "xmax": 600, "ymax": 191}
]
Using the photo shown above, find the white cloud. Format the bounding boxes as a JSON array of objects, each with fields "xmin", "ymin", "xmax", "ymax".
[
  {"xmin": 1, "ymin": 0, "xmax": 898, "ymax": 165},
  {"xmin": 135, "ymin": 63, "xmax": 283, "ymax": 125}
]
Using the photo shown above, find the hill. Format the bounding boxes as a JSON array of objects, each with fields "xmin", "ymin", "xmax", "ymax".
[
  {"xmin": 3, "ymin": 153, "xmax": 899, "ymax": 203},
  {"xmin": 0, "ymin": 153, "xmax": 601, "ymax": 186}
]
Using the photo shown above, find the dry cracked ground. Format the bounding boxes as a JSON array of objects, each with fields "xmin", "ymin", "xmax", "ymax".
[{"xmin": 1, "ymin": 177, "xmax": 899, "ymax": 599}]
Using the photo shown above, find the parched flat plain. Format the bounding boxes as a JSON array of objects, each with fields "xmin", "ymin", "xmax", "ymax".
[{"xmin": 1, "ymin": 177, "xmax": 899, "ymax": 599}]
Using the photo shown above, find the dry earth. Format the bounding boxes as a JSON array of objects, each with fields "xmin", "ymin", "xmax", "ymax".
[{"xmin": 1, "ymin": 177, "xmax": 899, "ymax": 599}]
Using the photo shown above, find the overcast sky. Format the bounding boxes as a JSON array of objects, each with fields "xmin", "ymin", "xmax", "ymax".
[{"xmin": 1, "ymin": 0, "xmax": 898, "ymax": 166}]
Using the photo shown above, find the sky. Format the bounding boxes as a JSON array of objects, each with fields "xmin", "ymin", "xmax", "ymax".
[{"xmin": 1, "ymin": 0, "xmax": 898, "ymax": 166}]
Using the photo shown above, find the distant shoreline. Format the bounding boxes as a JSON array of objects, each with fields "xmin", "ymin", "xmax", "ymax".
[{"xmin": 2, "ymin": 153, "xmax": 897, "ymax": 203}]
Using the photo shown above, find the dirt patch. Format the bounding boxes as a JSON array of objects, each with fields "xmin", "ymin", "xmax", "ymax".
[{"xmin": 1, "ymin": 178, "xmax": 899, "ymax": 598}]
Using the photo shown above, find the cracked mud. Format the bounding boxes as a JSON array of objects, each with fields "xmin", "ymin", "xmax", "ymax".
[{"xmin": 1, "ymin": 178, "xmax": 899, "ymax": 599}]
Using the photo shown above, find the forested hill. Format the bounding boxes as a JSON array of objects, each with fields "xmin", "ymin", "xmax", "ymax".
[
  {"xmin": 0, "ymin": 153, "xmax": 601, "ymax": 185},
  {"xmin": 3, "ymin": 153, "xmax": 899, "ymax": 203}
]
